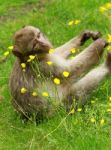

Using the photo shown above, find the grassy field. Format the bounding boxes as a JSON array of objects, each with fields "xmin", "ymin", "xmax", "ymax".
[{"xmin": 1, "ymin": 0, "xmax": 111, "ymax": 149}]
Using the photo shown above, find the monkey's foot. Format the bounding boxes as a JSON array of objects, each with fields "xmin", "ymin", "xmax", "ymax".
[
  {"xmin": 80, "ymin": 30, "xmax": 102, "ymax": 45},
  {"xmin": 96, "ymin": 38, "xmax": 109, "ymax": 48}
]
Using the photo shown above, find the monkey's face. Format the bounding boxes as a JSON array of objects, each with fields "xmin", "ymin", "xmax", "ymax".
[{"xmin": 13, "ymin": 26, "xmax": 52, "ymax": 59}]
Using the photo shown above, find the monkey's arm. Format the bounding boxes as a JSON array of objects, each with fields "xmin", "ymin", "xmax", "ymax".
[
  {"xmin": 54, "ymin": 31, "xmax": 101, "ymax": 58},
  {"xmin": 72, "ymin": 53, "xmax": 111, "ymax": 105},
  {"xmin": 47, "ymin": 38, "xmax": 107, "ymax": 78}
]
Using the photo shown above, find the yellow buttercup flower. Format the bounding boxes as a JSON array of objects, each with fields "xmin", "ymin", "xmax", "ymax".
[
  {"xmin": 47, "ymin": 61, "xmax": 53, "ymax": 65},
  {"xmin": 69, "ymin": 108, "xmax": 75, "ymax": 114},
  {"xmin": 29, "ymin": 55, "xmax": 36, "ymax": 60},
  {"xmin": 68, "ymin": 20, "xmax": 74, "ymax": 26},
  {"xmin": 27, "ymin": 59, "xmax": 31, "ymax": 62},
  {"xmin": 3, "ymin": 51, "xmax": 10, "ymax": 56},
  {"xmin": 100, "ymin": 119, "xmax": 105, "ymax": 125},
  {"xmin": 70, "ymin": 48, "xmax": 77, "ymax": 54},
  {"xmin": 49, "ymin": 48, "xmax": 54, "ymax": 54},
  {"xmin": 53, "ymin": 78, "xmax": 60, "ymax": 85},
  {"xmin": 21, "ymin": 87, "xmax": 27, "ymax": 94},
  {"xmin": 77, "ymin": 108, "xmax": 82, "ymax": 112},
  {"xmin": 107, "ymin": 108, "xmax": 111, "ymax": 112},
  {"xmin": 32, "ymin": 92, "xmax": 38, "ymax": 97},
  {"xmin": 105, "ymin": 3, "xmax": 111, "ymax": 9},
  {"xmin": 109, "ymin": 102, "xmax": 111, "ymax": 107},
  {"xmin": 107, "ymin": 34, "xmax": 111, "ymax": 43},
  {"xmin": 91, "ymin": 100, "xmax": 95, "ymax": 104},
  {"xmin": 90, "ymin": 117, "xmax": 96, "ymax": 123},
  {"xmin": 109, "ymin": 96, "xmax": 111, "ymax": 101},
  {"xmin": 74, "ymin": 20, "xmax": 81, "ymax": 25},
  {"xmin": 8, "ymin": 46, "xmax": 13, "ymax": 50},
  {"xmin": 42, "ymin": 92, "xmax": 49, "ymax": 97},
  {"xmin": 68, "ymin": 20, "xmax": 81, "ymax": 26},
  {"xmin": 27, "ymin": 55, "xmax": 36, "ymax": 62},
  {"xmin": 63, "ymin": 71, "xmax": 70, "ymax": 78},
  {"xmin": 99, "ymin": 6, "xmax": 107, "ymax": 13},
  {"xmin": 21, "ymin": 63, "xmax": 26, "ymax": 69},
  {"xmin": 37, "ymin": 74, "xmax": 41, "ymax": 77},
  {"xmin": 107, "ymin": 45, "xmax": 111, "ymax": 51},
  {"xmin": 69, "ymin": 56, "xmax": 75, "ymax": 60}
]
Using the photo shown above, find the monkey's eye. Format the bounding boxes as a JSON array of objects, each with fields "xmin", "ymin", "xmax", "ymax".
[{"xmin": 37, "ymin": 32, "xmax": 41, "ymax": 38}]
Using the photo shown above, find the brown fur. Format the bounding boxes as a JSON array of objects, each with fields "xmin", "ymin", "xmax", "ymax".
[{"xmin": 10, "ymin": 26, "xmax": 110, "ymax": 120}]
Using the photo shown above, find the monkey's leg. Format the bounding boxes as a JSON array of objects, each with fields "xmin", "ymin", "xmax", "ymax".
[
  {"xmin": 69, "ymin": 38, "xmax": 108, "ymax": 78},
  {"xmin": 54, "ymin": 30, "xmax": 101, "ymax": 58},
  {"xmin": 71, "ymin": 53, "xmax": 111, "ymax": 106}
]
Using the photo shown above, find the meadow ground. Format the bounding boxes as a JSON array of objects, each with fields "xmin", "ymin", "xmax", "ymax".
[{"xmin": 1, "ymin": 0, "xmax": 111, "ymax": 149}]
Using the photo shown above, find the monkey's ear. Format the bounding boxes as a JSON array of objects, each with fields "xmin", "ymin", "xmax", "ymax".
[{"xmin": 12, "ymin": 47, "xmax": 23, "ymax": 59}]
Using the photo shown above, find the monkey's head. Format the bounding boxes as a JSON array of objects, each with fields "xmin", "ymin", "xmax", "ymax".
[{"xmin": 12, "ymin": 26, "xmax": 53, "ymax": 60}]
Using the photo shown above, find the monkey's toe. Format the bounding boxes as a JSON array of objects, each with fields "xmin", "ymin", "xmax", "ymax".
[{"xmin": 91, "ymin": 31, "xmax": 102, "ymax": 40}]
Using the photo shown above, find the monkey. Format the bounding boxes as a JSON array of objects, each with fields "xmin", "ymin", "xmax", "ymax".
[{"xmin": 9, "ymin": 26, "xmax": 110, "ymax": 121}]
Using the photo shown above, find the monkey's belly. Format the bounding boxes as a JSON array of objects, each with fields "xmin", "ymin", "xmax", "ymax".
[{"xmin": 37, "ymin": 80, "xmax": 64, "ymax": 103}]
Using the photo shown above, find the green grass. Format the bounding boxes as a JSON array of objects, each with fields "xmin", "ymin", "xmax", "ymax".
[{"xmin": 1, "ymin": 0, "xmax": 111, "ymax": 149}]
